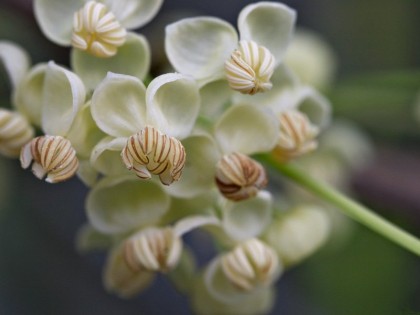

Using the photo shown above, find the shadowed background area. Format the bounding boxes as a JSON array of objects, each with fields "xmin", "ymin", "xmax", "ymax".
[{"xmin": 0, "ymin": 0, "xmax": 419, "ymax": 314}]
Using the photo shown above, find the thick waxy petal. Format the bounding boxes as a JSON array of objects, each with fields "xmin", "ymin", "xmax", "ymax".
[
  {"xmin": 0, "ymin": 41, "xmax": 30, "ymax": 92},
  {"xmin": 71, "ymin": 32, "xmax": 150, "ymax": 91},
  {"xmin": 42, "ymin": 62, "xmax": 86, "ymax": 136},
  {"xmin": 146, "ymin": 73, "xmax": 200, "ymax": 139},
  {"xmin": 215, "ymin": 105, "xmax": 279, "ymax": 155},
  {"xmin": 104, "ymin": 0, "xmax": 163, "ymax": 29},
  {"xmin": 91, "ymin": 73, "xmax": 147, "ymax": 137},
  {"xmin": 165, "ymin": 17, "xmax": 238, "ymax": 83},
  {"xmin": 86, "ymin": 175, "xmax": 170, "ymax": 234},
  {"xmin": 199, "ymin": 79, "xmax": 232, "ymax": 120},
  {"xmin": 238, "ymin": 2, "xmax": 296, "ymax": 63},
  {"xmin": 90, "ymin": 136, "xmax": 129, "ymax": 176},
  {"xmin": 34, "ymin": 0, "xmax": 83, "ymax": 45},
  {"xmin": 221, "ymin": 191, "xmax": 272, "ymax": 242}
]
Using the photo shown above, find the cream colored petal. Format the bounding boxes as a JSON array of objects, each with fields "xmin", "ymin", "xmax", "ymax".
[
  {"xmin": 199, "ymin": 79, "xmax": 232, "ymax": 120},
  {"xmin": 71, "ymin": 32, "xmax": 150, "ymax": 91},
  {"xmin": 42, "ymin": 61, "xmax": 86, "ymax": 136},
  {"xmin": 91, "ymin": 72, "xmax": 147, "ymax": 137},
  {"xmin": 90, "ymin": 136, "xmax": 129, "ymax": 176},
  {"xmin": 238, "ymin": 2, "xmax": 296, "ymax": 63},
  {"xmin": 165, "ymin": 17, "xmax": 238, "ymax": 83},
  {"xmin": 0, "ymin": 41, "xmax": 30, "ymax": 91},
  {"xmin": 87, "ymin": 175, "xmax": 171, "ymax": 234},
  {"xmin": 173, "ymin": 215, "xmax": 220, "ymax": 237},
  {"xmin": 76, "ymin": 158, "xmax": 99, "ymax": 187},
  {"xmin": 215, "ymin": 104, "xmax": 279, "ymax": 155}
]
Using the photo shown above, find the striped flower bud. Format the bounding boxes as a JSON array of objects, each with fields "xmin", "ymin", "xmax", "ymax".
[
  {"xmin": 124, "ymin": 227, "xmax": 182, "ymax": 273},
  {"xmin": 215, "ymin": 152, "xmax": 267, "ymax": 201},
  {"xmin": 221, "ymin": 239, "xmax": 280, "ymax": 291},
  {"xmin": 20, "ymin": 135, "xmax": 79, "ymax": 183},
  {"xmin": 0, "ymin": 109, "xmax": 34, "ymax": 158},
  {"xmin": 72, "ymin": 1, "xmax": 127, "ymax": 58},
  {"xmin": 225, "ymin": 40, "xmax": 275, "ymax": 95},
  {"xmin": 272, "ymin": 110, "xmax": 319, "ymax": 163},
  {"xmin": 121, "ymin": 126, "xmax": 186, "ymax": 186}
]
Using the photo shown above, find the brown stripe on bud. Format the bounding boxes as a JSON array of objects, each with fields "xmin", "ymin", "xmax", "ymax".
[
  {"xmin": 215, "ymin": 152, "xmax": 267, "ymax": 201},
  {"xmin": 20, "ymin": 135, "xmax": 79, "ymax": 183},
  {"xmin": 121, "ymin": 126, "xmax": 186, "ymax": 186}
]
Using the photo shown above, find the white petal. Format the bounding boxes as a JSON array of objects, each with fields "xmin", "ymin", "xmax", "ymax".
[
  {"xmin": 146, "ymin": 73, "xmax": 200, "ymax": 139},
  {"xmin": 0, "ymin": 41, "xmax": 30, "ymax": 91},
  {"xmin": 34, "ymin": 0, "xmax": 83, "ymax": 45},
  {"xmin": 222, "ymin": 191, "xmax": 272, "ymax": 242},
  {"xmin": 104, "ymin": 0, "xmax": 163, "ymax": 29},
  {"xmin": 91, "ymin": 72, "xmax": 147, "ymax": 137},
  {"xmin": 165, "ymin": 17, "xmax": 238, "ymax": 83},
  {"xmin": 90, "ymin": 136, "xmax": 129, "ymax": 176},
  {"xmin": 42, "ymin": 61, "xmax": 86, "ymax": 136},
  {"xmin": 238, "ymin": 2, "xmax": 296, "ymax": 63},
  {"xmin": 200, "ymin": 79, "xmax": 232, "ymax": 120},
  {"xmin": 71, "ymin": 32, "xmax": 150, "ymax": 91},
  {"xmin": 87, "ymin": 175, "xmax": 170, "ymax": 234},
  {"xmin": 215, "ymin": 104, "xmax": 279, "ymax": 155}
]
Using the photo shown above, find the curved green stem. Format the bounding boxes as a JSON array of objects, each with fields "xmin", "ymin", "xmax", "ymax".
[{"xmin": 261, "ymin": 155, "xmax": 420, "ymax": 256}]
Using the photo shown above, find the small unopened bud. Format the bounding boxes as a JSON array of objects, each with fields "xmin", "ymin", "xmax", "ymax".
[
  {"xmin": 20, "ymin": 135, "xmax": 79, "ymax": 183},
  {"xmin": 221, "ymin": 239, "xmax": 280, "ymax": 291},
  {"xmin": 0, "ymin": 109, "xmax": 34, "ymax": 158},
  {"xmin": 121, "ymin": 126, "xmax": 186, "ymax": 186},
  {"xmin": 72, "ymin": 1, "xmax": 127, "ymax": 58},
  {"xmin": 272, "ymin": 110, "xmax": 319, "ymax": 163},
  {"xmin": 225, "ymin": 40, "xmax": 275, "ymax": 95},
  {"xmin": 124, "ymin": 227, "xmax": 182, "ymax": 273},
  {"xmin": 215, "ymin": 152, "xmax": 267, "ymax": 201}
]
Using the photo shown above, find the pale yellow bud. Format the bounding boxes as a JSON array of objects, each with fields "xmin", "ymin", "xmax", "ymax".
[
  {"xmin": 0, "ymin": 109, "xmax": 34, "ymax": 158},
  {"xmin": 121, "ymin": 126, "xmax": 186, "ymax": 186},
  {"xmin": 72, "ymin": 1, "xmax": 127, "ymax": 58},
  {"xmin": 272, "ymin": 110, "xmax": 319, "ymax": 162},
  {"xmin": 221, "ymin": 239, "xmax": 280, "ymax": 291},
  {"xmin": 215, "ymin": 152, "xmax": 267, "ymax": 201},
  {"xmin": 124, "ymin": 227, "xmax": 182, "ymax": 273},
  {"xmin": 20, "ymin": 135, "xmax": 79, "ymax": 183},
  {"xmin": 225, "ymin": 40, "xmax": 275, "ymax": 95}
]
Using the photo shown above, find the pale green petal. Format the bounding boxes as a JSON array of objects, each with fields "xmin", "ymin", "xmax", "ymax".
[
  {"xmin": 34, "ymin": 0, "xmax": 83, "ymax": 45},
  {"xmin": 66, "ymin": 103, "xmax": 105, "ymax": 159},
  {"xmin": 174, "ymin": 215, "xmax": 220, "ymax": 237},
  {"xmin": 238, "ymin": 2, "xmax": 296, "ymax": 63},
  {"xmin": 168, "ymin": 247, "xmax": 196, "ymax": 295},
  {"xmin": 71, "ymin": 32, "xmax": 151, "ymax": 91},
  {"xmin": 146, "ymin": 73, "xmax": 200, "ymax": 139},
  {"xmin": 76, "ymin": 158, "xmax": 99, "ymax": 187},
  {"xmin": 215, "ymin": 105, "xmax": 279, "ymax": 155},
  {"xmin": 91, "ymin": 72, "xmax": 147, "ymax": 137},
  {"xmin": 200, "ymin": 79, "xmax": 232, "ymax": 120},
  {"xmin": 164, "ymin": 135, "xmax": 220, "ymax": 198},
  {"xmin": 222, "ymin": 191, "xmax": 272, "ymax": 242},
  {"xmin": 165, "ymin": 17, "xmax": 238, "ymax": 82},
  {"xmin": 42, "ymin": 61, "xmax": 86, "ymax": 136},
  {"xmin": 14, "ymin": 63, "xmax": 48, "ymax": 127},
  {"xmin": 90, "ymin": 136, "xmax": 129, "ymax": 176},
  {"xmin": 76, "ymin": 223, "xmax": 115, "ymax": 252},
  {"xmin": 104, "ymin": 0, "xmax": 163, "ymax": 29},
  {"xmin": 0, "ymin": 41, "xmax": 30, "ymax": 91},
  {"xmin": 87, "ymin": 175, "xmax": 170, "ymax": 234}
]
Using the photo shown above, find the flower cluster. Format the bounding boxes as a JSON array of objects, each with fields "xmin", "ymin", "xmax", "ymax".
[{"xmin": 0, "ymin": 1, "xmax": 346, "ymax": 314}]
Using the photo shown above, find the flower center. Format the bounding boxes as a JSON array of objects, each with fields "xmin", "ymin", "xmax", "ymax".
[
  {"xmin": 71, "ymin": 1, "xmax": 127, "ymax": 58},
  {"xmin": 20, "ymin": 135, "xmax": 79, "ymax": 183},
  {"xmin": 225, "ymin": 40, "xmax": 275, "ymax": 95},
  {"xmin": 215, "ymin": 152, "xmax": 267, "ymax": 201},
  {"xmin": 121, "ymin": 126, "xmax": 186, "ymax": 186}
]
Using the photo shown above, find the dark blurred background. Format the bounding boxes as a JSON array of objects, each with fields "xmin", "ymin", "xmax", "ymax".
[{"xmin": 1, "ymin": 0, "xmax": 420, "ymax": 314}]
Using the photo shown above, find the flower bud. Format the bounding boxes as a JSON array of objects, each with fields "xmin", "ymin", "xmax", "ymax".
[
  {"xmin": 225, "ymin": 40, "xmax": 275, "ymax": 95},
  {"xmin": 20, "ymin": 135, "xmax": 79, "ymax": 183},
  {"xmin": 72, "ymin": 1, "xmax": 127, "ymax": 58},
  {"xmin": 272, "ymin": 109, "xmax": 319, "ymax": 163},
  {"xmin": 221, "ymin": 239, "xmax": 280, "ymax": 291},
  {"xmin": 215, "ymin": 152, "xmax": 267, "ymax": 201},
  {"xmin": 121, "ymin": 126, "xmax": 186, "ymax": 186},
  {"xmin": 0, "ymin": 109, "xmax": 34, "ymax": 158},
  {"xmin": 124, "ymin": 227, "xmax": 182, "ymax": 273}
]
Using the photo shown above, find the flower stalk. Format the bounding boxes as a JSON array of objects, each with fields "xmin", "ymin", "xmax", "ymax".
[{"xmin": 260, "ymin": 154, "xmax": 420, "ymax": 256}]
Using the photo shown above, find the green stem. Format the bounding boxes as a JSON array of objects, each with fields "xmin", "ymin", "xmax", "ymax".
[{"xmin": 261, "ymin": 155, "xmax": 420, "ymax": 256}]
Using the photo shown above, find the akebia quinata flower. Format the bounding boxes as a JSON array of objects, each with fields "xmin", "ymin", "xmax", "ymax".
[
  {"xmin": 90, "ymin": 72, "xmax": 200, "ymax": 186},
  {"xmin": 165, "ymin": 2, "xmax": 296, "ymax": 94}
]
